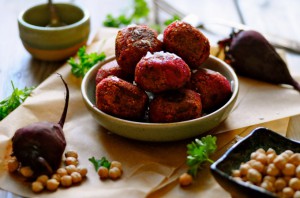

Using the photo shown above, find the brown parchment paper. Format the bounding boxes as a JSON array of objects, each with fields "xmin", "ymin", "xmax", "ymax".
[{"xmin": 0, "ymin": 27, "xmax": 300, "ymax": 198}]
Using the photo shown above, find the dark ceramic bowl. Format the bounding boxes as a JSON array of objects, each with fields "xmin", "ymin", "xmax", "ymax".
[{"xmin": 210, "ymin": 127, "xmax": 300, "ymax": 198}]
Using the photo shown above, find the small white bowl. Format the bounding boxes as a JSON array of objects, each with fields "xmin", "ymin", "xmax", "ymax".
[{"xmin": 81, "ymin": 55, "xmax": 239, "ymax": 142}]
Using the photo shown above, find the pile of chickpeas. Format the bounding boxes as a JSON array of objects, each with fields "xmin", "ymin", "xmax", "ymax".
[
  {"xmin": 97, "ymin": 160, "xmax": 123, "ymax": 180},
  {"xmin": 7, "ymin": 150, "xmax": 88, "ymax": 193},
  {"xmin": 232, "ymin": 148, "xmax": 300, "ymax": 198}
]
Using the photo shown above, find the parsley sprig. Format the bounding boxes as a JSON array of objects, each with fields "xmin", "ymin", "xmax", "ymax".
[
  {"xmin": 68, "ymin": 46, "xmax": 106, "ymax": 78},
  {"xmin": 187, "ymin": 135, "xmax": 217, "ymax": 177},
  {"xmin": 89, "ymin": 156, "xmax": 111, "ymax": 171},
  {"xmin": 103, "ymin": 0, "xmax": 149, "ymax": 27},
  {"xmin": 0, "ymin": 82, "xmax": 34, "ymax": 121}
]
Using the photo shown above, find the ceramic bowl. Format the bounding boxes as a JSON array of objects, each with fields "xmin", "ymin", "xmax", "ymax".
[
  {"xmin": 210, "ymin": 127, "xmax": 300, "ymax": 198},
  {"xmin": 81, "ymin": 55, "xmax": 239, "ymax": 142},
  {"xmin": 18, "ymin": 3, "xmax": 90, "ymax": 61}
]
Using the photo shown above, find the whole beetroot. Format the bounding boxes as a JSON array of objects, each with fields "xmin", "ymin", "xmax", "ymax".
[
  {"xmin": 11, "ymin": 74, "xmax": 69, "ymax": 175},
  {"xmin": 219, "ymin": 30, "xmax": 300, "ymax": 92}
]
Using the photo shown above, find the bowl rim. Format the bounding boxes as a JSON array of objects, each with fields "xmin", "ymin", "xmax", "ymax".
[
  {"xmin": 81, "ymin": 55, "xmax": 239, "ymax": 127},
  {"xmin": 18, "ymin": 3, "xmax": 90, "ymax": 31}
]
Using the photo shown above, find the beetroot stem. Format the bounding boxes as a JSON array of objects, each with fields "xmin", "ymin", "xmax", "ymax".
[
  {"xmin": 292, "ymin": 79, "xmax": 300, "ymax": 93},
  {"xmin": 57, "ymin": 73, "xmax": 69, "ymax": 128},
  {"xmin": 37, "ymin": 156, "xmax": 53, "ymax": 174}
]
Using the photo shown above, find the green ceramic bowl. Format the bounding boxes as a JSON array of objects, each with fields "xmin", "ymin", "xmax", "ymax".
[
  {"xmin": 81, "ymin": 55, "xmax": 239, "ymax": 142},
  {"xmin": 18, "ymin": 3, "xmax": 90, "ymax": 61}
]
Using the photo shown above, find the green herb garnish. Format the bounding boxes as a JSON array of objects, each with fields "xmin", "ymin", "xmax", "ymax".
[
  {"xmin": 0, "ymin": 82, "xmax": 34, "ymax": 121},
  {"xmin": 164, "ymin": 15, "xmax": 181, "ymax": 26},
  {"xmin": 68, "ymin": 46, "xmax": 106, "ymax": 78},
  {"xmin": 187, "ymin": 135, "xmax": 217, "ymax": 177},
  {"xmin": 89, "ymin": 156, "xmax": 111, "ymax": 171},
  {"xmin": 103, "ymin": 0, "xmax": 149, "ymax": 27}
]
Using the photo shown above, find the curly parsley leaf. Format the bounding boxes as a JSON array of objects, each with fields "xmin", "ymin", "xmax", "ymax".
[
  {"xmin": 0, "ymin": 82, "xmax": 34, "ymax": 121},
  {"xmin": 68, "ymin": 46, "xmax": 106, "ymax": 78},
  {"xmin": 164, "ymin": 15, "xmax": 181, "ymax": 26},
  {"xmin": 89, "ymin": 156, "xmax": 111, "ymax": 171},
  {"xmin": 187, "ymin": 135, "xmax": 217, "ymax": 177},
  {"xmin": 103, "ymin": 0, "xmax": 149, "ymax": 27}
]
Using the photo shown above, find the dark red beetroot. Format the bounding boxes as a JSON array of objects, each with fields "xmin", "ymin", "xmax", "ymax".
[
  {"xmin": 219, "ymin": 30, "xmax": 300, "ymax": 92},
  {"xmin": 11, "ymin": 74, "xmax": 69, "ymax": 175}
]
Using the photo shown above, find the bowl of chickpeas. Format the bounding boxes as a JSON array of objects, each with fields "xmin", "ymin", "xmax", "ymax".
[{"xmin": 210, "ymin": 127, "xmax": 300, "ymax": 198}]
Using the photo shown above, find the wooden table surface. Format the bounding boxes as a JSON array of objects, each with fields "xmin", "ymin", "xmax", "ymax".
[{"xmin": 1, "ymin": 0, "xmax": 300, "ymax": 197}]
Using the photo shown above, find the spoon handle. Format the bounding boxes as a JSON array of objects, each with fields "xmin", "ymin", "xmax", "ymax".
[{"xmin": 48, "ymin": 0, "xmax": 60, "ymax": 26}]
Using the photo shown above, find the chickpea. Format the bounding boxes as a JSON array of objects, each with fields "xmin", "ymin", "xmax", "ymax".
[
  {"xmin": 250, "ymin": 160, "xmax": 264, "ymax": 173},
  {"xmin": 266, "ymin": 148, "xmax": 276, "ymax": 155},
  {"xmin": 19, "ymin": 166, "xmax": 34, "ymax": 178},
  {"xmin": 110, "ymin": 161, "xmax": 122, "ymax": 172},
  {"xmin": 256, "ymin": 148, "xmax": 266, "ymax": 154},
  {"xmin": 281, "ymin": 153, "xmax": 290, "ymax": 160},
  {"xmin": 109, "ymin": 167, "xmax": 122, "ymax": 180},
  {"xmin": 282, "ymin": 187, "xmax": 295, "ymax": 198},
  {"xmin": 71, "ymin": 172, "xmax": 82, "ymax": 184},
  {"xmin": 260, "ymin": 180, "xmax": 274, "ymax": 192},
  {"xmin": 77, "ymin": 167, "xmax": 88, "ymax": 177},
  {"xmin": 65, "ymin": 157, "xmax": 79, "ymax": 166},
  {"xmin": 179, "ymin": 173, "xmax": 193, "ymax": 187},
  {"xmin": 65, "ymin": 165, "xmax": 78, "ymax": 175},
  {"xmin": 7, "ymin": 157, "xmax": 19, "ymax": 173},
  {"xmin": 267, "ymin": 153, "xmax": 277, "ymax": 164},
  {"xmin": 36, "ymin": 175, "xmax": 49, "ymax": 187},
  {"xmin": 274, "ymin": 155, "xmax": 288, "ymax": 170},
  {"xmin": 98, "ymin": 166, "xmax": 109, "ymax": 180},
  {"xmin": 65, "ymin": 151, "xmax": 78, "ymax": 159},
  {"xmin": 296, "ymin": 165, "xmax": 300, "ymax": 178},
  {"xmin": 240, "ymin": 163, "xmax": 251, "ymax": 176},
  {"xmin": 256, "ymin": 153, "xmax": 267, "ymax": 165},
  {"xmin": 57, "ymin": 167, "xmax": 68, "ymax": 177},
  {"xmin": 51, "ymin": 173, "xmax": 61, "ymax": 182},
  {"xmin": 289, "ymin": 154, "xmax": 300, "ymax": 166},
  {"xmin": 61, "ymin": 175, "xmax": 73, "ymax": 187},
  {"xmin": 294, "ymin": 191, "xmax": 300, "ymax": 198},
  {"xmin": 246, "ymin": 168, "xmax": 262, "ymax": 184},
  {"xmin": 263, "ymin": 175, "xmax": 276, "ymax": 183},
  {"xmin": 283, "ymin": 163, "xmax": 296, "ymax": 176},
  {"xmin": 284, "ymin": 150, "xmax": 294, "ymax": 157},
  {"xmin": 289, "ymin": 178, "xmax": 300, "ymax": 191},
  {"xmin": 31, "ymin": 181, "xmax": 44, "ymax": 193},
  {"xmin": 266, "ymin": 163, "xmax": 280, "ymax": 177},
  {"xmin": 46, "ymin": 179, "xmax": 60, "ymax": 191},
  {"xmin": 250, "ymin": 152, "xmax": 259, "ymax": 160},
  {"xmin": 274, "ymin": 177, "xmax": 287, "ymax": 191},
  {"xmin": 232, "ymin": 169, "xmax": 241, "ymax": 177}
]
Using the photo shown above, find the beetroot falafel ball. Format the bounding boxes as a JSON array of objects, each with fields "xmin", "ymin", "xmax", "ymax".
[
  {"xmin": 115, "ymin": 25, "xmax": 163, "ymax": 75},
  {"xmin": 95, "ymin": 60, "xmax": 131, "ymax": 85},
  {"xmin": 188, "ymin": 68, "xmax": 232, "ymax": 112},
  {"xmin": 163, "ymin": 21, "xmax": 210, "ymax": 69},
  {"xmin": 149, "ymin": 89, "xmax": 202, "ymax": 123},
  {"xmin": 135, "ymin": 51, "xmax": 191, "ymax": 93},
  {"xmin": 96, "ymin": 76, "xmax": 148, "ymax": 120}
]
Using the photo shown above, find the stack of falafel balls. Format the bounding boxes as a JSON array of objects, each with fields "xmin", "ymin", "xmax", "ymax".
[{"xmin": 95, "ymin": 21, "xmax": 232, "ymax": 123}]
